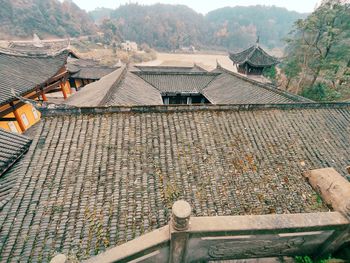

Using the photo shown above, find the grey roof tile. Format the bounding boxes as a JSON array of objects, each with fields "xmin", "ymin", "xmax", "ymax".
[
  {"xmin": 135, "ymin": 72, "xmax": 219, "ymax": 94},
  {"xmin": 229, "ymin": 45, "xmax": 279, "ymax": 67},
  {"xmin": 67, "ymin": 58, "xmax": 117, "ymax": 80},
  {"xmin": 1, "ymin": 104, "xmax": 349, "ymax": 261},
  {"xmin": 65, "ymin": 67, "xmax": 125, "ymax": 107},
  {"xmin": 0, "ymin": 129, "xmax": 31, "ymax": 207},
  {"xmin": 203, "ymin": 69, "xmax": 310, "ymax": 104},
  {"xmin": 135, "ymin": 65, "xmax": 207, "ymax": 73},
  {"xmin": 0, "ymin": 49, "xmax": 69, "ymax": 106},
  {"xmin": 106, "ymin": 71, "xmax": 163, "ymax": 106}
]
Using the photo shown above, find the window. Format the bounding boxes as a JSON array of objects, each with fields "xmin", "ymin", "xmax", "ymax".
[
  {"xmin": 21, "ymin": 113, "xmax": 29, "ymax": 127},
  {"xmin": 32, "ymin": 107, "xmax": 39, "ymax": 120},
  {"xmin": 8, "ymin": 122, "xmax": 18, "ymax": 133}
]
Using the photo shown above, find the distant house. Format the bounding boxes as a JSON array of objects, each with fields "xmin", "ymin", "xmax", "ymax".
[
  {"xmin": 229, "ymin": 41, "xmax": 279, "ymax": 76},
  {"xmin": 179, "ymin": 45, "xmax": 196, "ymax": 53},
  {"xmin": 120, "ymin": 41, "xmax": 138, "ymax": 52},
  {"xmin": 0, "ymin": 48, "xmax": 73, "ymax": 133}
]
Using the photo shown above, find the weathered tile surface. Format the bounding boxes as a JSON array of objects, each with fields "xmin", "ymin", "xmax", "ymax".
[
  {"xmin": 0, "ymin": 129, "xmax": 32, "ymax": 209},
  {"xmin": 0, "ymin": 49, "xmax": 69, "ymax": 106},
  {"xmin": 1, "ymin": 106, "xmax": 349, "ymax": 262}
]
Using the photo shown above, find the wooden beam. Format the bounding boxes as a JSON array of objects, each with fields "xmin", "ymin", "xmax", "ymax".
[
  {"xmin": 0, "ymin": 92, "xmax": 41, "ymax": 118},
  {"xmin": 60, "ymin": 82, "xmax": 68, "ymax": 99},
  {"xmin": 10, "ymin": 102, "xmax": 25, "ymax": 132},
  {"xmin": 42, "ymin": 92, "xmax": 48, "ymax": 101}
]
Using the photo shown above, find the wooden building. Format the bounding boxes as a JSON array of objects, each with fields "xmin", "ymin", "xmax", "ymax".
[
  {"xmin": 65, "ymin": 65, "xmax": 310, "ymax": 107},
  {"xmin": 67, "ymin": 58, "xmax": 118, "ymax": 90},
  {"xmin": 0, "ymin": 49, "xmax": 72, "ymax": 133},
  {"xmin": 229, "ymin": 42, "xmax": 279, "ymax": 75}
]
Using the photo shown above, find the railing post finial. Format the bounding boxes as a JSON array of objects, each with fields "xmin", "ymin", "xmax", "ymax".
[{"xmin": 172, "ymin": 200, "xmax": 192, "ymax": 231}]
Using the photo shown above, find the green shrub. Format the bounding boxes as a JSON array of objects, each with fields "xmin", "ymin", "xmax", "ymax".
[{"xmin": 300, "ymin": 83, "xmax": 341, "ymax": 102}]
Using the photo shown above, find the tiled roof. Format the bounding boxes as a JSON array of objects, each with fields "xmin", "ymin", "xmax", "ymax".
[
  {"xmin": 0, "ymin": 129, "xmax": 31, "ymax": 176},
  {"xmin": 66, "ymin": 67, "xmax": 126, "ymax": 107},
  {"xmin": 71, "ymin": 67, "xmax": 117, "ymax": 80},
  {"xmin": 105, "ymin": 71, "xmax": 163, "ymax": 106},
  {"xmin": 68, "ymin": 58, "xmax": 117, "ymax": 80},
  {"xmin": 0, "ymin": 129, "xmax": 31, "ymax": 207},
  {"xmin": 7, "ymin": 41, "xmax": 70, "ymax": 55},
  {"xmin": 229, "ymin": 45, "xmax": 279, "ymax": 67},
  {"xmin": 1, "ymin": 104, "xmax": 349, "ymax": 261},
  {"xmin": 0, "ymin": 49, "xmax": 69, "ymax": 106},
  {"xmin": 203, "ymin": 68, "xmax": 311, "ymax": 104},
  {"xmin": 135, "ymin": 65, "xmax": 207, "ymax": 73},
  {"xmin": 135, "ymin": 72, "xmax": 220, "ymax": 94},
  {"xmin": 65, "ymin": 66, "xmax": 311, "ymax": 107}
]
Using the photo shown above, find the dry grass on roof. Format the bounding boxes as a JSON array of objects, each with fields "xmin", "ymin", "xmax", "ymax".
[{"xmin": 2, "ymin": 106, "xmax": 349, "ymax": 261}]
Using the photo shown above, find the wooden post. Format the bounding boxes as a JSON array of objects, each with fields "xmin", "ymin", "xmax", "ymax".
[
  {"xmin": 10, "ymin": 102, "xmax": 25, "ymax": 133},
  {"xmin": 169, "ymin": 200, "xmax": 191, "ymax": 263},
  {"xmin": 65, "ymin": 80, "xmax": 72, "ymax": 94},
  {"xmin": 41, "ymin": 90, "xmax": 48, "ymax": 101},
  {"xmin": 60, "ymin": 82, "xmax": 68, "ymax": 99}
]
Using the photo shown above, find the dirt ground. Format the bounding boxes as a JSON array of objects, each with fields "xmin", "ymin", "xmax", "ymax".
[{"xmin": 138, "ymin": 52, "xmax": 237, "ymax": 72}]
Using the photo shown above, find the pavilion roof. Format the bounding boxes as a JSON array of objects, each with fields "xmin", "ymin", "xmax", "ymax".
[{"xmin": 229, "ymin": 45, "xmax": 279, "ymax": 67}]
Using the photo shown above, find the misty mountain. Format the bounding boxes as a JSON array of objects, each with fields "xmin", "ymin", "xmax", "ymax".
[
  {"xmin": 92, "ymin": 4, "xmax": 307, "ymax": 50},
  {"xmin": 0, "ymin": 0, "xmax": 97, "ymax": 39},
  {"xmin": 205, "ymin": 6, "xmax": 308, "ymax": 49},
  {"xmin": 89, "ymin": 7, "xmax": 113, "ymax": 24}
]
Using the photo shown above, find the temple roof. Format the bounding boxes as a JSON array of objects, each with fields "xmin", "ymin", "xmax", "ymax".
[
  {"xmin": 135, "ymin": 72, "xmax": 219, "ymax": 94},
  {"xmin": 65, "ymin": 67, "xmax": 126, "ymax": 107},
  {"xmin": 8, "ymin": 40, "xmax": 70, "ymax": 54},
  {"xmin": 1, "ymin": 103, "xmax": 349, "ymax": 261},
  {"xmin": 66, "ymin": 66, "xmax": 309, "ymax": 107},
  {"xmin": 67, "ymin": 58, "xmax": 118, "ymax": 80},
  {"xmin": 229, "ymin": 45, "xmax": 279, "ymax": 67},
  {"xmin": 135, "ymin": 65, "xmax": 207, "ymax": 73},
  {"xmin": 0, "ymin": 129, "xmax": 31, "ymax": 176},
  {"xmin": 106, "ymin": 71, "xmax": 163, "ymax": 106},
  {"xmin": 0, "ymin": 128, "xmax": 31, "ymax": 207},
  {"xmin": 204, "ymin": 67, "xmax": 311, "ymax": 104},
  {"xmin": 0, "ymin": 49, "xmax": 69, "ymax": 106}
]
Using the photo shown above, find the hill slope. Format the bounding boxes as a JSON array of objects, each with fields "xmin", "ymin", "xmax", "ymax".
[
  {"xmin": 91, "ymin": 4, "xmax": 307, "ymax": 50},
  {"xmin": 0, "ymin": 0, "xmax": 97, "ymax": 39},
  {"xmin": 205, "ymin": 6, "xmax": 307, "ymax": 49}
]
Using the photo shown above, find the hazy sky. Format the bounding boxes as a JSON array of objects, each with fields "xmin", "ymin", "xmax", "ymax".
[{"xmin": 70, "ymin": 0, "xmax": 320, "ymax": 14}]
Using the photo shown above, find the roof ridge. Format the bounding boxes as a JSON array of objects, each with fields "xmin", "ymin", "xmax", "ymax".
[
  {"xmin": 213, "ymin": 66, "xmax": 312, "ymax": 103},
  {"xmin": 244, "ymin": 45, "xmax": 258, "ymax": 64},
  {"xmin": 134, "ymin": 71, "xmax": 162, "ymax": 92},
  {"xmin": 200, "ymin": 73, "xmax": 222, "ymax": 93},
  {"xmin": 0, "ymin": 47, "xmax": 70, "ymax": 58},
  {"xmin": 39, "ymin": 102, "xmax": 350, "ymax": 117},
  {"xmin": 134, "ymin": 71, "xmax": 220, "ymax": 76},
  {"xmin": 99, "ymin": 66, "xmax": 128, "ymax": 106}
]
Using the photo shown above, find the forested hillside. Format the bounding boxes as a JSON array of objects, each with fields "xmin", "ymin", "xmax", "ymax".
[
  {"xmin": 92, "ymin": 4, "xmax": 307, "ymax": 50},
  {"xmin": 0, "ymin": 0, "xmax": 97, "ymax": 39},
  {"xmin": 205, "ymin": 6, "xmax": 306, "ymax": 49},
  {"xmin": 106, "ymin": 4, "xmax": 206, "ymax": 50},
  {"xmin": 280, "ymin": 0, "xmax": 349, "ymax": 101}
]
